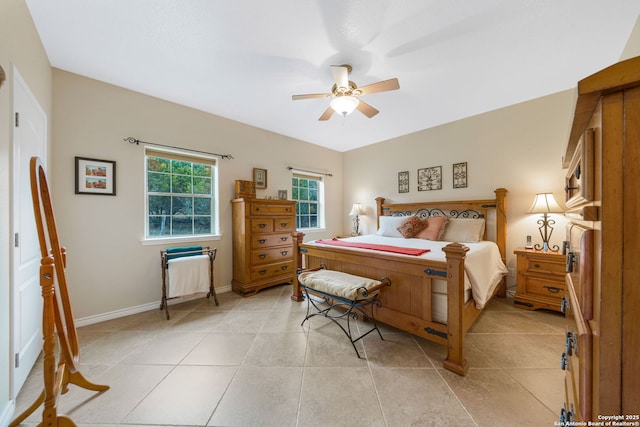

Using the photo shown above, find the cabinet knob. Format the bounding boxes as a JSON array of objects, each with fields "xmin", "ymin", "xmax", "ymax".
[
  {"xmin": 280, "ymin": 250, "xmax": 288, "ymax": 256},
  {"xmin": 258, "ymin": 223, "xmax": 267, "ymax": 228},
  {"xmin": 534, "ymin": 263, "xmax": 540, "ymax": 269},
  {"xmin": 280, "ymin": 222, "xmax": 288, "ymax": 227},
  {"xmin": 259, "ymin": 253, "xmax": 267, "ymax": 259},
  {"xmin": 543, "ymin": 285, "xmax": 562, "ymax": 294},
  {"xmin": 280, "ymin": 237, "xmax": 288, "ymax": 242},
  {"xmin": 258, "ymin": 239, "xmax": 266, "ymax": 244}
]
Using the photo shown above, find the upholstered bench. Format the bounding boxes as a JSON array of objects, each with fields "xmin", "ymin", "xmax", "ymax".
[{"xmin": 297, "ymin": 268, "xmax": 391, "ymax": 358}]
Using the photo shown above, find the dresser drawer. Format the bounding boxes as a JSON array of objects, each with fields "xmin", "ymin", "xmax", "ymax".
[
  {"xmin": 250, "ymin": 261, "xmax": 294, "ymax": 281},
  {"xmin": 524, "ymin": 275, "xmax": 565, "ymax": 297},
  {"xmin": 251, "ymin": 247, "xmax": 293, "ymax": 265},
  {"xmin": 251, "ymin": 203, "xmax": 294, "ymax": 215},
  {"xmin": 562, "ymin": 279, "xmax": 592, "ymax": 421},
  {"xmin": 250, "ymin": 233, "xmax": 293, "ymax": 249},
  {"xmin": 274, "ymin": 218, "xmax": 295, "ymax": 231},
  {"xmin": 250, "ymin": 218, "xmax": 273, "ymax": 233}
]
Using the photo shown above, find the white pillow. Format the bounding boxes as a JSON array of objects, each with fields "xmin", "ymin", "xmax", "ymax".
[
  {"xmin": 375, "ymin": 215, "xmax": 409, "ymax": 238},
  {"xmin": 441, "ymin": 218, "xmax": 486, "ymax": 243}
]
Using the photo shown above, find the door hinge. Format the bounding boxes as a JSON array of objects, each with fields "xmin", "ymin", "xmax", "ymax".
[
  {"xmin": 15, "ymin": 112, "xmax": 19, "ymax": 127},
  {"xmin": 14, "ymin": 232, "xmax": 19, "ymax": 247},
  {"xmin": 15, "ymin": 353, "xmax": 19, "ymax": 368}
]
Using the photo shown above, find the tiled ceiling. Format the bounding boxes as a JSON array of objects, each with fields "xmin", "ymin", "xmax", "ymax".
[{"xmin": 26, "ymin": 0, "xmax": 640, "ymax": 151}]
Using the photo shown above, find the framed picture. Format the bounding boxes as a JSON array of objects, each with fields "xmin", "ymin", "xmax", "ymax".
[
  {"xmin": 453, "ymin": 162, "xmax": 468, "ymax": 188},
  {"xmin": 398, "ymin": 171, "xmax": 409, "ymax": 193},
  {"xmin": 417, "ymin": 166, "xmax": 442, "ymax": 191},
  {"xmin": 253, "ymin": 167, "xmax": 267, "ymax": 189},
  {"xmin": 75, "ymin": 157, "xmax": 116, "ymax": 196}
]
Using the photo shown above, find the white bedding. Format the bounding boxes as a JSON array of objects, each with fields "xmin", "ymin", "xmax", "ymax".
[{"xmin": 305, "ymin": 235, "xmax": 508, "ymax": 311}]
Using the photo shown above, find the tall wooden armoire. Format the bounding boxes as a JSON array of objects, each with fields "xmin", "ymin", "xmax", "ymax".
[{"xmin": 561, "ymin": 55, "xmax": 640, "ymax": 422}]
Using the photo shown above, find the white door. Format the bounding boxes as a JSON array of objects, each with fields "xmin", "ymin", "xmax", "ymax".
[{"xmin": 12, "ymin": 67, "xmax": 47, "ymax": 395}]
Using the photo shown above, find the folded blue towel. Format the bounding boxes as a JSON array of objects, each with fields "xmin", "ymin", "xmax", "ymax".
[{"xmin": 166, "ymin": 246, "xmax": 203, "ymax": 261}]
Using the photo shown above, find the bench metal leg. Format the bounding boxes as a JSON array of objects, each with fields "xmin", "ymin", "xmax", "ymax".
[{"xmin": 301, "ymin": 286, "xmax": 384, "ymax": 358}]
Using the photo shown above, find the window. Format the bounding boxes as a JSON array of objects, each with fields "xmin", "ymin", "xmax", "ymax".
[
  {"xmin": 292, "ymin": 173, "xmax": 324, "ymax": 229},
  {"xmin": 145, "ymin": 148, "xmax": 219, "ymax": 238}
]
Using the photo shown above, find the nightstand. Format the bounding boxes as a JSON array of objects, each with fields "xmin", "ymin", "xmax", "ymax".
[{"xmin": 513, "ymin": 247, "xmax": 566, "ymax": 312}]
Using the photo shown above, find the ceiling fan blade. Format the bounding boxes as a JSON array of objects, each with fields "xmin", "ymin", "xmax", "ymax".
[
  {"xmin": 330, "ymin": 65, "xmax": 349, "ymax": 89},
  {"xmin": 357, "ymin": 78, "xmax": 400, "ymax": 95},
  {"xmin": 292, "ymin": 93, "xmax": 331, "ymax": 100},
  {"xmin": 356, "ymin": 100, "xmax": 379, "ymax": 118},
  {"xmin": 318, "ymin": 107, "xmax": 335, "ymax": 121}
]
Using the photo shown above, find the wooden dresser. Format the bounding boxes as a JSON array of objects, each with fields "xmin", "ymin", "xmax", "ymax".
[
  {"xmin": 513, "ymin": 248, "xmax": 566, "ymax": 313},
  {"xmin": 231, "ymin": 198, "xmax": 297, "ymax": 296},
  {"xmin": 559, "ymin": 56, "xmax": 640, "ymax": 422}
]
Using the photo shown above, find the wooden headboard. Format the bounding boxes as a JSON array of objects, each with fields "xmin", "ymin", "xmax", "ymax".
[{"xmin": 375, "ymin": 188, "xmax": 507, "ymax": 261}]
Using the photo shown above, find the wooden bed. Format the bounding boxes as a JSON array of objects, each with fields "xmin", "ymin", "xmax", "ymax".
[{"xmin": 291, "ymin": 188, "xmax": 507, "ymax": 376}]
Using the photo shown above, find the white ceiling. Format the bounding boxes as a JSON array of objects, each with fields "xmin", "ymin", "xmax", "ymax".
[{"xmin": 26, "ymin": 0, "xmax": 640, "ymax": 152}]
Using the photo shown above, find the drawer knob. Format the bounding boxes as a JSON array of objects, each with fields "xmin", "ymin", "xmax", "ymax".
[
  {"xmin": 258, "ymin": 223, "xmax": 267, "ymax": 228},
  {"xmin": 280, "ymin": 222, "xmax": 288, "ymax": 227},
  {"xmin": 280, "ymin": 250, "xmax": 288, "ymax": 256},
  {"xmin": 258, "ymin": 239, "xmax": 266, "ymax": 244},
  {"xmin": 280, "ymin": 237, "xmax": 288, "ymax": 242},
  {"xmin": 259, "ymin": 254, "xmax": 267, "ymax": 259},
  {"xmin": 534, "ymin": 263, "xmax": 540, "ymax": 268},
  {"xmin": 280, "ymin": 265, "xmax": 288, "ymax": 270},
  {"xmin": 259, "ymin": 269, "xmax": 267, "ymax": 275},
  {"xmin": 543, "ymin": 285, "xmax": 562, "ymax": 294}
]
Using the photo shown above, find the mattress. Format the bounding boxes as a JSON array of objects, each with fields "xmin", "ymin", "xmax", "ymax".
[{"xmin": 305, "ymin": 235, "xmax": 508, "ymax": 323}]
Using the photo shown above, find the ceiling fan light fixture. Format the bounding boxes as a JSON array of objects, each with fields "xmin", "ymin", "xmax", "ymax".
[{"xmin": 330, "ymin": 95, "xmax": 359, "ymax": 117}]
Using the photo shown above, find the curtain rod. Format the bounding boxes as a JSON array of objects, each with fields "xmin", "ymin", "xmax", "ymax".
[
  {"xmin": 287, "ymin": 166, "xmax": 333, "ymax": 177},
  {"xmin": 123, "ymin": 137, "xmax": 234, "ymax": 159}
]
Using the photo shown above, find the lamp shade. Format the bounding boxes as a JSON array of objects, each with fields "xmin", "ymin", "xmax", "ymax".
[
  {"xmin": 348, "ymin": 203, "xmax": 364, "ymax": 216},
  {"xmin": 528, "ymin": 193, "xmax": 563, "ymax": 214},
  {"xmin": 330, "ymin": 95, "xmax": 359, "ymax": 116}
]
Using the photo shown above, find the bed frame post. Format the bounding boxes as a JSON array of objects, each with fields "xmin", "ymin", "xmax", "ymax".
[
  {"xmin": 494, "ymin": 188, "xmax": 508, "ymax": 298},
  {"xmin": 291, "ymin": 232, "xmax": 305, "ymax": 301},
  {"xmin": 375, "ymin": 197, "xmax": 385, "ymax": 229},
  {"xmin": 442, "ymin": 242, "xmax": 470, "ymax": 376}
]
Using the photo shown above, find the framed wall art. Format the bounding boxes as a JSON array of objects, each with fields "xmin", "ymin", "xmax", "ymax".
[
  {"xmin": 75, "ymin": 157, "xmax": 116, "ymax": 196},
  {"xmin": 417, "ymin": 166, "xmax": 442, "ymax": 191},
  {"xmin": 253, "ymin": 167, "xmax": 267, "ymax": 189},
  {"xmin": 398, "ymin": 171, "xmax": 409, "ymax": 193},
  {"xmin": 453, "ymin": 162, "xmax": 468, "ymax": 188}
]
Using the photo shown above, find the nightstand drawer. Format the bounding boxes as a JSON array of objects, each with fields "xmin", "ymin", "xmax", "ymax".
[
  {"xmin": 524, "ymin": 275, "xmax": 565, "ymax": 297},
  {"xmin": 523, "ymin": 258, "xmax": 565, "ymax": 275}
]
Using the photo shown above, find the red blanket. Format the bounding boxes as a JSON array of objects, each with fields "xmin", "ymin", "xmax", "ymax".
[{"xmin": 314, "ymin": 238, "xmax": 431, "ymax": 256}]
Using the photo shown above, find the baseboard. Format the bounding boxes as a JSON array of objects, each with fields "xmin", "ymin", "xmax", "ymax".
[{"xmin": 74, "ymin": 284, "xmax": 232, "ymax": 327}]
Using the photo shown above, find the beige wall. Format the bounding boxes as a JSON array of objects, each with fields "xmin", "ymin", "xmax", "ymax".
[
  {"xmin": 342, "ymin": 89, "xmax": 577, "ymax": 283},
  {"xmin": 621, "ymin": 15, "xmax": 640, "ymax": 60},
  {"xmin": 0, "ymin": 0, "xmax": 52, "ymax": 422},
  {"xmin": 51, "ymin": 69, "xmax": 342, "ymax": 320}
]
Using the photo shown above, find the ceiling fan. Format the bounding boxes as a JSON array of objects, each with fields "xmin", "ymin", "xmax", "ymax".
[{"xmin": 292, "ymin": 64, "xmax": 400, "ymax": 121}]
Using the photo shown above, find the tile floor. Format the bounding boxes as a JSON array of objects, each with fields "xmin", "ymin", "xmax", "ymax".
[{"xmin": 13, "ymin": 285, "xmax": 566, "ymax": 427}]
